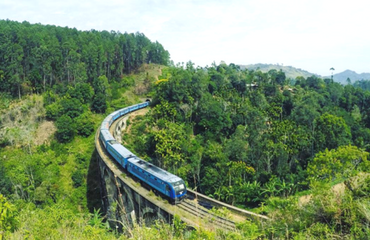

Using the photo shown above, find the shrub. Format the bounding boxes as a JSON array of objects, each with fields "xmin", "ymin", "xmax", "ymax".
[
  {"xmin": 55, "ymin": 115, "xmax": 76, "ymax": 143},
  {"xmin": 75, "ymin": 111, "xmax": 94, "ymax": 137}
]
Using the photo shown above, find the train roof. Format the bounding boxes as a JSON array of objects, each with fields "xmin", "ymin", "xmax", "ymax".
[
  {"xmin": 128, "ymin": 157, "xmax": 181, "ymax": 183},
  {"xmin": 109, "ymin": 141, "xmax": 135, "ymax": 158},
  {"xmin": 104, "ymin": 115, "xmax": 113, "ymax": 123},
  {"xmin": 109, "ymin": 110, "xmax": 121, "ymax": 119},
  {"xmin": 100, "ymin": 129, "xmax": 115, "ymax": 141}
]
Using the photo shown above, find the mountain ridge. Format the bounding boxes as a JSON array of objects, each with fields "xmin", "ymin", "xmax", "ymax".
[
  {"xmin": 328, "ymin": 70, "xmax": 370, "ymax": 84},
  {"xmin": 238, "ymin": 63, "xmax": 370, "ymax": 84}
]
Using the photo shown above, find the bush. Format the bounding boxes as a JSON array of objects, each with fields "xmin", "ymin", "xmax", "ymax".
[
  {"xmin": 75, "ymin": 111, "xmax": 95, "ymax": 137},
  {"xmin": 91, "ymin": 93, "xmax": 107, "ymax": 114},
  {"xmin": 60, "ymin": 98, "xmax": 83, "ymax": 118},
  {"xmin": 0, "ymin": 165, "xmax": 12, "ymax": 196},
  {"xmin": 72, "ymin": 170, "xmax": 84, "ymax": 188},
  {"xmin": 0, "ymin": 194, "xmax": 18, "ymax": 235},
  {"xmin": 45, "ymin": 101, "xmax": 62, "ymax": 120},
  {"xmin": 55, "ymin": 115, "xmax": 76, "ymax": 143},
  {"xmin": 67, "ymin": 83, "xmax": 94, "ymax": 104}
]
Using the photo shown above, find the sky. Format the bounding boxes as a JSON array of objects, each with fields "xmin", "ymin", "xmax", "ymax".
[{"xmin": 0, "ymin": 0, "xmax": 369, "ymax": 76}]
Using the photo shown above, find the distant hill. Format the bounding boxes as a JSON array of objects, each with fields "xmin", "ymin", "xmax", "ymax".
[
  {"xmin": 329, "ymin": 70, "xmax": 370, "ymax": 85},
  {"xmin": 239, "ymin": 63, "xmax": 319, "ymax": 79},
  {"xmin": 239, "ymin": 64, "xmax": 370, "ymax": 85}
]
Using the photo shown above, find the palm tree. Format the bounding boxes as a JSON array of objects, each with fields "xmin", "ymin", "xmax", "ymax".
[{"xmin": 330, "ymin": 67, "xmax": 335, "ymax": 81}]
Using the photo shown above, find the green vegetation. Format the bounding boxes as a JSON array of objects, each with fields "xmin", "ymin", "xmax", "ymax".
[
  {"xmin": 0, "ymin": 20, "xmax": 172, "ymax": 239},
  {"xmin": 1, "ymin": 19, "xmax": 370, "ymax": 239},
  {"xmin": 124, "ymin": 62, "xmax": 370, "ymax": 238},
  {"xmin": 0, "ymin": 19, "xmax": 169, "ymax": 99},
  {"xmin": 0, "ymin": 194, "xmax": 18, "ymax": 240}
]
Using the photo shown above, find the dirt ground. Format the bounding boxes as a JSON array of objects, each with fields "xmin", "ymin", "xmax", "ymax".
[{"xmin": 33, "ymin": 121, "xmax": 56, "ymax": 145}]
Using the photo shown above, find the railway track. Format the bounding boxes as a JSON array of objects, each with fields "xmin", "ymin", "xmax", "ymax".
[{"xmin": 176, "ymin": 199, "xmax": 237, "ymax": 231}]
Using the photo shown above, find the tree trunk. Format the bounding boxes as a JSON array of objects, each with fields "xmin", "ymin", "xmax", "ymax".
[
  {"xmin": 43, "ymin": 74, "xmax": 46, "ymax": 92},
  {"xmin": 18, "ymin": 83, "xmax": 21, "ymax": 99}
]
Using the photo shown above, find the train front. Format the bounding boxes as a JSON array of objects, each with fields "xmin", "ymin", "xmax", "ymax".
[{"xmin": 171, "ymin": 179, "xmax": 187, "ymax": 203}]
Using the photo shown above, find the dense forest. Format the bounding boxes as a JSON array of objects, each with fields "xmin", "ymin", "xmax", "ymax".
[
  {"xmin": 1, "ymin": 20, "xmax": 370, "ymax": 239},
  {"xmin": 0, "ymin": 19, "xmax": 169, "ymax": 98},
  {"xmin": 134, "ymin": 63, "xmax": 370, "ymax": 203}
]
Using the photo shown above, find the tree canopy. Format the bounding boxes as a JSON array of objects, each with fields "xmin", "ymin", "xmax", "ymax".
[{"xmin": 0, "ymin": 20, "xmax": 169, "ymax": 98}]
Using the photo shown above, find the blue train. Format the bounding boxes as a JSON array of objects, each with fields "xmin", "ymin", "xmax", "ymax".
[{"xmin": 99, "ymin": 101, "xmax": 187, "ymax": 204}]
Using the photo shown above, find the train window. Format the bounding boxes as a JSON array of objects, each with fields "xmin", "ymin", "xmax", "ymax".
[{"xmin": 165, "ymin": 185, "xmax": 170, "ymax": 191}]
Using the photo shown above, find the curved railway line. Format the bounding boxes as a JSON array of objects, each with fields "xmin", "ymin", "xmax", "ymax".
[{"xmin": 95, "ymin": 103, "xmax": 269, "ymax": 232}]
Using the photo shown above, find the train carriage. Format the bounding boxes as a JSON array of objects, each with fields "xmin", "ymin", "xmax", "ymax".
[
  {"xmin": 106, "ymin": 140, "xmax": 135, "ymax": 168},
  {"xmin": 99, "ymin": 129, "xmax": 115, "ymax": 148}
]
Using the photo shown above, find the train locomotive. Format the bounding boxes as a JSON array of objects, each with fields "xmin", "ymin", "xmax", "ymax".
[{"xmin": 99, "ymin": 102, "xmax": 187, "ymax": 204}]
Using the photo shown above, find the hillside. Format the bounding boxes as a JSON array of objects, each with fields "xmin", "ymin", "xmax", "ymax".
[
  {"xmin": 239, "ymin": 63, "xmax": 319, "ymax": 79},
  {"xmin": 124, "ymin": 63, "xmax": 370, "ymax": 239},
  {"xmin": 1, "ymin": 19, "xmax": 370, "ymax": 239},
  {"xmin": 329, "ymin": 70, "xmax": 370, "ymax": 85},
  {"xmin": 0, "ymin": 19, "xmax": 169, "ymax": 99}
]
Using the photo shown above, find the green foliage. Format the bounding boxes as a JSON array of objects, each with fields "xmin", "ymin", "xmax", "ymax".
[
  {"xmin": 9, "ymin": 203, "xmax": 113, "ymax": 239},
  {"xmin": 75, "ymin": 110, "xmax": 95, "ymax": 137},
  {"xmin": 196, "ymin": 93, "xmax": 232, "ymax": 135},
  {"xmin": 67, "ymin": 83, "xmax": 94, "ymax": 104},
  {"xmin": 0, "ymin": 92, "xmax": 11, "ymax": 110},
  {"xmin": 236, "ymin": 219, "xmax": 263, "ymax": 239},
  {"xmin": 261, "ymin": 175, "xmax": 298, "ymax": 198},
  {"xmin": 172, "ymin": 215, "xmax": 186, "ymax": 238},
  {"xmin": 350, "ymin": 174, "xmax": 370, "ymax": 199},
  {"xmin": 121, "ymin": 76, "xmax": 135, "ymax": 88},
  {"xmin": 60, "ymin": 97, "xmax": 84, "ymax": 118},
  {"xmin": 127, "ymin": 62, "xmax": 370, "ymax": 218},
  {"xmin": 262, "ymin": 175, "xmax": 370, "ymax": 239},
  {"xmin": 72, "ymin": 170, "xmax": 84, "ymax": 188},
  {"xmin": 239, "ymin": 181, "xmax": 263, "ymax": 206},
  {"xmin": 0, "ymin": 20, "xmax": 170, "ymax": 98},
  {"xmin": 0, "ymin": 165, "xmax": 11, "ymax": 196},
  {"xmin": 308, "ymin": 145, "xmax": 369, "ymax": 183},
  {"xmin": 45, "ymin": 101, "xmax": 63, "ymax": 120},
  {"xmin": 91, "ymin": 93, "xmax": 107, "ymax": 113},
  {"xmin": 0, "ymin": 195, "xmax": 18, "ymax": 238},
  {"xmin": 314, "ymin": 113, "xmax": 352, "ymax": 152},
  {"xmin": 151, "ymin": 101, "xmax": 178, "ymax": 122},
  {"xmin": 55, "ymin": 114, "xmax": 76, "ymax": 143},
  {"xmin": 153, "ymin": 121, "xmax": 187, "ymax": 171},
  {"xmin": 45, "ymin": 95, "xmax": 86, "ymax": 121},
  {"xmin": 2, "ymin": 19, "xmax": 370, "ymax": 238},
  {"xmin": 93, "ymin": 75, "xmax": 111, "ymax": 97}
]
